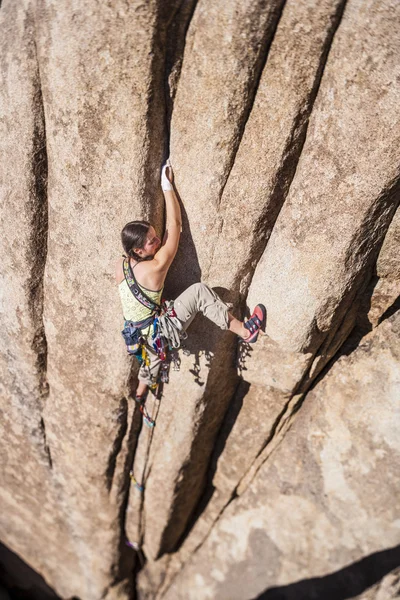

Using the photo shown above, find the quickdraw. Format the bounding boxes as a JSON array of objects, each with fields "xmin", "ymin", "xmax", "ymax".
[{"xmin": 129, "ymin": 470, "xmax": 144, "ymax": 492}]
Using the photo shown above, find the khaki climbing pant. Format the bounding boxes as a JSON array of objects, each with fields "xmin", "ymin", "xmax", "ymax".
[{"xmin": 138, "ymin": 282, "xmax": 230, "ymax": 386}]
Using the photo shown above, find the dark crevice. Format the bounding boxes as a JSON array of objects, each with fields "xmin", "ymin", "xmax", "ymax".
[
  {"xmin": 154, "ymin": 0, "xmax": 349, "ymax": 562},
  {"xmin": 27, "ymin": 11, "xmax": 51, "ymax": 467},
  {"xmin": 155, "ymin": 334, "xmax": 239, "ymax": 558},
  {"xmin": 216, "ymin": 0, "xmax": 287, "ymax": 210},
  {"xmin": 142, "ymin": 1, "xmax": 193, "ymax": 230},
  {"xmin": 379, "ymin": 294, "xmax": 400, "ymax": 324},
  {"xmin": 174, "ymin": 376, "xmax": 246, "ymax": 551},
  {"xmin": 107, "ymin": 357, "xmax": 155, "ymax": 593},
  {"xmin": 300, "ymin": 172, "xmax": 400, "ymax": 388},
  {"xmin": 39, "ymin": 417, "xmax": 53, "ymax": 469},
  {"xmin": 0, "ymin": 542, "xmax": 61, "ymax": 600},
  {"xmin": 253, "ymin": 394, "xmax": 294, "ymax": 460},
  {"xmin": 105, "ymin": 399, "xmax": 129, "ymax": 493},
  {"xmin": 164, "ymin": 0, "xmax": 199, "ymax": 146},
  {"xmin": 116, "ymin": 5, "xmax": 196, "ymax": 588},
  {"xmin": 137, "ymin": 416, "xmax": 158, "ymax": 544},
  {"xmin": 107, "ymin": 402, "xmax": 143, "ymax": 599},
  {"xmin": 234, "ymin": 0, "xmax": 348, "ymax": 295},
  {"xmin": 253, "ymin": 544, "xmax": 400, "ymax": 600}
]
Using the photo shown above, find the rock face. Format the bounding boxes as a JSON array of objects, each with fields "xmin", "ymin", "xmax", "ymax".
[
  {"xmin": 160, "ymin": 311, "xmax": 400, "ymax": 600},
  {"xmin": 0, "ymin": 0, "xmax": 399, "ymax": 600}
]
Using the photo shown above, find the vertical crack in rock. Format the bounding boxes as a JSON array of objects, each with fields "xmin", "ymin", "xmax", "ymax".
[
  {"xmin": 39, "ymin": 417, "xmax": 52, "ymax": 469},
  {"xmin": 136, "ymin": 333, "xmax": 239, "ymax": 561},
  {"xmin": 161, "ymin": 0, "xmax": 351, "ymax": 576},
  {"xmin": 164, "ymin": 0, "xmax": 199, "ymax": 145},
  {"xmin": 142, "ymin": 1, "xmax": 194, "ymax": 229},
  {"xmin": 157, "ymin": 370, "xmax": 240, "ymax": 556},
  {"xmin": 105, "ymin": 399, "xmax": 129, "ymax": 493},
  {"xmin": 235, "ymin": 177, "xmax": 400, "ymax": 495},
  {"xmin": 28, "ymin": 26, "xmax": 51, "ymax": 468},
  {"xmin": 379, "ymin": 295, "xmax": 400, "ymax": 323},
  {"xmin": 137, "ymin": 424, "xmax": 158, "ymax": 544},
  {"xmin": 106, "ymin": 403, "xmax": 145, "ymax": 599},
  {"xmin": 215, "ymin": 0, "xmax": 288, "ymax": 211},
  {"xmin": 231, "ymin": 0, "xmax": 348, "ymax": 293}
]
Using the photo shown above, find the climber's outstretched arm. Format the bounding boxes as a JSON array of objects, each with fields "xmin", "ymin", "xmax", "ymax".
[{"xmin": 154, "ymin": 161, "xmax": 182, "ymax": 273}]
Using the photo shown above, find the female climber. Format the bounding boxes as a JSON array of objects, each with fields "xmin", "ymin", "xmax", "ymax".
[{"xmin": 115, "ymin": 160, "xmax": 266, "ymax": 401}]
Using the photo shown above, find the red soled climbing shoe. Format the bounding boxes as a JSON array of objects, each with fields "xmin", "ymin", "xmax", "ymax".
[{"xmin": 243, "ymin": 304, "xmax": 266, "ymax": 343}]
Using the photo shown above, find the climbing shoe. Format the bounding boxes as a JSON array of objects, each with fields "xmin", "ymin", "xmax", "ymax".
[{"xmin": 243, "ymin": 304, "xmax": 266, "ymax": 343}]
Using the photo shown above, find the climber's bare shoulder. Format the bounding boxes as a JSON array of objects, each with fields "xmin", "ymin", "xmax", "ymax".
[
  {"xmin": 115, "ymin": 257, "xmax": 125, "ymax": 285},
  {"xmin": 115, "ymin": 256, "xmax": 167, "ymax": 291}
]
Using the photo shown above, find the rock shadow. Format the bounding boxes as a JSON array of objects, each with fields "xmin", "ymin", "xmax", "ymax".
[
  {"xmin": 0, "ymin": 542, "xmax": 63, "ymax": 600},
  {"xmin": 252, "ymin": 543, "xmax": 400, "ymax": 600},
  {"xmin": 163, "ymin": 195, "xmax": 202, "ymax": 299},
  {"xmin": 305, "ymin": 273, "xmax": 381, "ymax": 394},
  {"xmin": 379, "ymin": 293, "xmax": 400, "ymax": 324},
  {"xmin": 177, "ymin": 378, "xmax": 249, "ymax": 547}
]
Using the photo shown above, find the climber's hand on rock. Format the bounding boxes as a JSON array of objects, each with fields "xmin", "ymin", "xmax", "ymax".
[{"xmin": 161, "ymin": 159, "xmax": 174, "ymax": 191}]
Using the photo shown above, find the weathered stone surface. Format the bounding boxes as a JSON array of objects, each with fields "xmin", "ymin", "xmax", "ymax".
[
  {"xmin": 208, "ymin": 0, "xmax": 346, "ymax": 296},
  {"xmin": 0, "ymin": 0, "xmax": 70, "ymax": 593},
  {"xmin": 377, "ymin": 207, "xmax": 400, "ymax": 281},
  {"xmin": 130, "ymin": 328, "xmax": 239, "ymax": 560},
  {"xmin": 129, "ymin": 0, "xmax": 286, "ymax": 562},
  {"xmin": 1, "ymin": 0, "xmax": 400, "ymax": 597},
  {"xmin": 134, "ymin": 0, "xmax": 352, "ymax": 567},
  {"xmin": 168, "ymin": 0, "xmax": 285, "ymax": 290},
  {"xmin": 161, "ymin": 312, "xmax": 400, "ymax": 600},
  {"xmin": 1, "ymin": 0, "xmax": 176, "ymax": 597},
  {"xmin": 138, "ymin": 0, "xmax": 400, "ymax": 592},
  {"xmin": 247, "ymin": 0, "xmax": 400, "ymax": 356}
]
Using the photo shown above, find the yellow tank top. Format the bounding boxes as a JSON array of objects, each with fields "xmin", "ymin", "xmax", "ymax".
[{"xmin": 118, "ymin": 264, "xmax": 163, "ymax": 335}]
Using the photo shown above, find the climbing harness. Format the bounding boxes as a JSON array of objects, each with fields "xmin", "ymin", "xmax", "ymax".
[
  {"xmin": 121, "ymin": 257, "xmax": 186, "ymax": 356},
  {"xmin": 121, "ymin": 257, "xmax": 188, "ymax": 380}
]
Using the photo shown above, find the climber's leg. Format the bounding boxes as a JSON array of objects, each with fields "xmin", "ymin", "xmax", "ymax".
[
  {"xmin": 136, "ymin": 380, "xmax": 148, "ymax": 398},
  {"xmin": 173, "ymin": 283, "xmax": 266, "ymax": 342},
  {"xmin": 227, "ymin": 313, "xmax": 248, "ymax": 338},
  {"xmin": 173, "ymin": 283, "xmax": 230, "ymax": 331}
]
